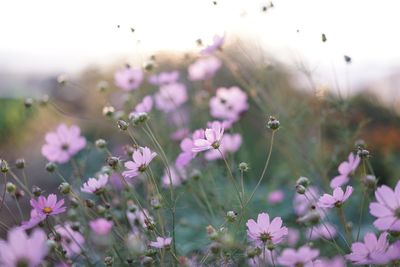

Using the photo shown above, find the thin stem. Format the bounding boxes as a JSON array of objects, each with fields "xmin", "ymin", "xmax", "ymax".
[
  {"xmin": 14, "ymin": 196, "xmax": 24, "ymax": 221},
  {"xmin": 8, "ymin": 170, "xmax": 33, "ymax": 197},
  {"xmin": 337, "ymin": 206, "xmax": 353, "ymax": 244},
  {"xmin": 270, "ymin": 250, "xmax": 276, "ymax": 267},
  {"xmin": 218, "ymin": 149, "xmax": 242, "ymax": 206}
]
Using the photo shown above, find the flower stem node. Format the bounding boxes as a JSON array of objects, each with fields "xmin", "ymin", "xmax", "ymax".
[
  {"xmin": 296, "ymin": 184, "xmax": 306, "ymax": 195},
  {"xmin": 45, "ymin": 162, "xmax": 56, "ymax": 173},
  {"xmin": 15, "ymin": 158, "xmax": 25, "ymax": 169},
  {"xmin": 58, "ymin": 182, "xmax": 71, "ymax": 195},
  {"xmin": 238, "ymin": 162, "xmax": 249, "ymax": 172},
  {"xmin": 226, "ymin": 211, "xmax": 238, "ymax": 222},
  {"xmin": 267, "ymin": 116, "xmax": 280, "ymax": 130},
  {"xmin": 0, "ymin": 159, "xmax": 9, "ymax": 173},
  {"xmin": 117, "ymin": 120, "xmax": 129, "ymax": 131},
  {"xmin": 6, "ymin": 182, "xmax": 16, "ymax": 194},
  {"xmin": 95, "ymin": 139, "xmax": 107, "ymax": 149}
]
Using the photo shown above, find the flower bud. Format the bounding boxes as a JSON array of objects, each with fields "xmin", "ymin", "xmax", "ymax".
[
  {"xmin": 57, "ymin": 74, "xmax": 68, "ymax": 86},
  {"xmin": 45, "ymin": 162, "xmax": 56, "ymax": 173},
  {"xmin": 355, "ymin": 139, "xmax": 366, "ymax": 150},
  {"xmin": 32, "ymin": 186, "xmax": 43, "ymax": 197},
  {"xmin": 107, "ymin": 157, "xmax": 120, "ymax": 169},
  {"xmin": 58, "ymin": 182, "xmax": 71, "ymax": 195},
  {"xmin": 117, "ymin": 120, "xmax": 129, "ymax": 131},
  {"xmin": 127, "ymin": 202, "xmax": 138, "ymax": 213},
  {"xmin": 71, "ymin": 222, "xmax": 81, "ymax": 231},
  {"xmin": 141, "ymin": 256, "xmax": 153, "ymax": 267},
  {"xmin": 206, "ymin": 225, "xmax": 218, "ymax": 240},
  {"xmin": 85, "ymin": 199, "xmax": 95, "ymax": 208},
  {"xmin": 70, "ymin": 197, "xmax": 79, "ymax": 208},
  {"xmin": 143, "ymin": 60, "xmax": 156, "ymax": 72},
  {"xmin": 97, "ymin": 81, "xmax": 109, "ymax": 92},
  {"xmin": 104, "ymin": 256, "xmax": 113, "ymax": 266},
  {"xmin": 47, "ymin": 239, "xmax": 57, "ymax": 251},
  {"xmin": 24, "ymin": 98, "xmax": 34, "ymax": 108},
  {"xmin": 126, "ymin": 233, "xmax": 146, "ymax": 255},
  {"xmin": 190, "ymin": 169, "xmax": 202, "ymax": 180},
  {"xmin": 145, "ymin": 249, "xmax": 157, "ymax": 257},
  {"xmin": 296, "ymin": 184, "xmax": 306, "ymax": 194},
  {"xmin": 363, "ymin": 175, "xmax": 377, "ymax": 189},
  {"xmin": 0, "ymin": 159, "xmax": 9, "ymax": 173},
  {"xmin": 95, "ymin": 139, "xmax": 107, "ymax": 149},
  {"xmin": 97, "ymin": 205, "xmax": 107, "ymax": 215},
  {"xmin": 238, "ymin": 162, "xmax": 249, "ymax": 172},
  {"xmin": 6, "ymin": 182, "xmax": 16, "ymax": 194},
  {"xmin": 296, "ymin": 176, "xmax": 310, "ymax": 187},
  {"xmin": 102, "ymin": 106, "xmax": 115, "ymax": 117},
  {"xmin": 357, "ymin": 148, "xmax": 370, "ymax": 159},
  {"xmin": 130, "ymin": 112, "xmax": 149, "ymax": 126},
  {"xmin": 39, "ymin": 94, "xmax": 49, "ymax": 106},
  {"xmin": 267, "ymin": 116, "xmax": 280, "ymax": 130},
  {"xmin": 246, "ymin": 247, "xmax": 262, "ymax": 258},
  {"xmin": 226, "ymin": 211, "xmax": 237, "ymax": 222},
  {"xmin": 150, "ymin": 196, "xmax": 162, "ymax": 209},
  {"xmin": 321, "ymin": 33, "xmax": 327, "ymax": 42},
  {"xmin": 15, "ymin": 189, "xmax": 25, "ymax": 199},
  {"xmin": 15, "ymin": 158, "xmax": 25, "ymax": 169}
]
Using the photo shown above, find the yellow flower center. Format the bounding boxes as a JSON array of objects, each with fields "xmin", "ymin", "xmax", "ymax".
[{"xmin": 43, "ymin": 207, "xmax": 53, "ymax": 214}]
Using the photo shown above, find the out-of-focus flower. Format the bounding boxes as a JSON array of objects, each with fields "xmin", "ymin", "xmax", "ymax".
[
  {"xmin": 318, "ymin": 186, "xmax": 353, "ymax": 208},
  {"xmin": 201, "ymin": 34, "xmax": 225, "ymax": 55},
  {"xmin": 41, "ymin": 124, "xmax": 86, "ymax": 164},
  {"xmin": 127, "ymin": 208, "xmax": 154, "ymax": 232},
  {"xmin": 246, "ymin": 212, "xmax": 288, "ymax": 247},
  {"xmin": 346, "ymin": 232, "xmax": 389, "ymax": 265},
  {"xmin": 192, "ymin": 121, "xmax": 224, "ymax": 153},
  {"xmin": 155, "ymin": 83, "xmax": 188, "ymax": 112},
  {"xmin": 268, "ymin": 190, "xmax": 285, "ymax": 204},
  {"xmin": 284, "ymin": 228, "xmax": 300, "ymax": 247},
  {"xmin": 22, "ymin": 194, "xmax": 66, "ymax": 229},
  {"xmin": 278, "ymin": 246, "xmax": 319, "ymax": 267},
  {"xmin": 81, "ymin": 174, "xmax": 108, "ymax": 194},
  {"xmin": 382, "ymin": 241, "xmax": 400, "ymax": 264},
  {"xmin": 176, "ymin": 129, "xmax": 205, "ymax": 167},
  {"xmin": 293, "ymin": 186, "xmax": 324, "ymax": 217},
  {"xmin": 150, "ymin": 237, "xmax": 172, "ymax": 249},
  {"xmin": 306, "ymin": 223, "xmax": 337, "ymax": 240},
  {"xmin": 247, "ymin": 250, "xmax": 276, "ymax": 266},
  {"xmin": 114, "ymin": 65, "xmax": 143, "ymax": 91},
  {"xmin": 209, "ymin": 86, "xmax": 248, "ymax": 123},
  {"xmin": 148, "ymin": 71, "xmax": 179, "ymax": 85},
  {"xmin": 0, "ymin": 228, "xmax": 48, "ymax": 267},
  {"xmin": 188, "ymin": 57, "xmax": 221, "ymax": 81},
  {"xmin": 369, "ymin": 181, "xmax": 400, "ymax": 232},
  {"xmin": 55, "ymin": 224, "xmax": 85, "ymax": 257},
  {"xmin": 330, "ymin": 153, "xmax": 360, "ymax": 188},
  {"xmin": 89, "ymin": 218, "xmax": 113, "ymax": 235},
  {"xmin": 204, "ymin": 133, "xmax": 242, "ymax": 161},
  {"xmin": 162, "ymin": 166, "xmax": 187, "ymax": 188},
  {"xmin": 170, "ymin": 127, "xmax": 190, "ymax": 141},
  {"xmin": 123, "ymin": 147, "xmax": 157, "ymax": 179},
  {"xmin": 314, "ymin": 256, "xmax": 346, "ymax": 267},
  {"xmin": 134, "ymin": 95, "xmax": 153, "ymax": 113}
]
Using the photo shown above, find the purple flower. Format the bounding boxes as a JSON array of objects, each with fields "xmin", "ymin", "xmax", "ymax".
[
  {"xmin": 188, "ymin": 57, "xmax": 221, "ymax": 81},
  {"xmin": 293, "ymin": 186, "xmax": 323, "ymax": 217},
  {"xmin": 192, "ymin": 121, "xmax": 224, "ymax": 153},
  {"xmin": 114, "ymin": 65, "xmax": 143, "ymax": 91},
  {"xmin": 123, "ymin": 147, "xmax": 157, "ymax": 179},
  {"xmin": 278, "ymin": 246, "xmax": 319, "ymax": 267},
  {"xmin": 175, "ymin": 129, "xmax": 205, "ymax": 167},
  {"xmin": 170, "ymin": 127, "xmax": 190, "ymax": 141},
  {"xmin": 268, "ymin": 190, "xmax": 285, "ymax": 204},
  {"xmin": 162, "ymin": 166, "xmax": 187, "ymax": 188},
  {"xmin": 346, "ymin": 232, "xmax": 389, "ymax": 265},
  {"xmin": 369, "ymin": 180, "xmax": 400, "ymax": 231},
  {"xmin": 81, "ymin": 174, "xmax": 108, "ymax": 194},
  {"xmin": 383, "ymin": 241, "xmax": 400, "ymax": 264},
  {"xmin": 41, "ymin": 124, "xmax": 86, "ymax": 164},
  {"xmin": 150, "ymin": 236, "xmax": 172, "ymax": 249},
  {"xmin": 154, "ymin": 83, "xmax": 188, "ymax": 112},
  {"xmin": 209, "ymin": 86, "xmax": 248, "ymax": 123},
  {"xmin": 89, "ymin": 218, "xmax": 113, "ymax": 235},
  {"xmin": 201, "ymin": 34, "xmax": 225, "ymax": 55},
  {"xmin": 284, "ymin": 228, "xmax": 300, "ymax": 247},
  {"xmin": 148, "ymin": 71, "xmax": 179, "ymax": 85},
  {"xmin": 246, "ymin": 212, "xmax": 288, "ymax": 246},
  {"xmin": 318, "ymin": 186, "xmax": 353, "ymax": 208},
  {"xmin": 330, "ymin": 153, "xmax": 360, "ymax": 188},
  {"xmin": 315, "ymin": 256, "xmax": 346, "ymax": 267},
  {"xmin": 204, "ymin": 133, "xmax": 242, "ymax": 161},
  {"xmin": 55, "ymin": 223, "xmax": 85, "ymax": 257},
  {"xmin": 22, "ymin": 194, "xmax": 66, "ymax": 229},
  {"xmin": 134, "ymin": 95, "xmax": 153, "ymax": 113},
  {"xmin": 306, "ymin": 223, "xmax": 337, "ymax": 240},
  {"xmin": 0, "ymin": 228, "xmax": 48, "ymax": 267}
]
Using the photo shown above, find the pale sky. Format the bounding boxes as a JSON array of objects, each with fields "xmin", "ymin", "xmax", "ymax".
[{"xmin": 1, "ymin": 0, "xmax": 400, "ymax": 96}]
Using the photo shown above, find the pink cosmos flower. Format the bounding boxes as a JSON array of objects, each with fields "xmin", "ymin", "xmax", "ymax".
[
  {"xmin": 284, "ymin": 228, "xmax": 300, "ymax": 247},
  {"xmin": 41, "ymin": 124, "xmax": 86, "ymax": 164},
  {"xmin": 114, "ymin": 65, "xmax": 143, "ymax": 91},
  {"xmin": 148, "ymin": 71, "xmax": 180, "ymax": 85},
  {"xmin": 175, "ymin": 129, "xmax": 205, "ymax": 167},
  {"xmin": 318, "ymin": 186, "xmax": 353, "ymax": 209},
  {"xmin": 201, "ymin": 34, "xmax": 225, "ymax": 55},
  {"xmin": 382, "ymin": 241, "xmax": 400, "ymax": 264},
  {"xmin": 0, "ymin": 228, "xmax": 48, "ymax": 267},
  {"xmin": 192, "ymin": 121, "xmax": 224, "ymax": 153},
  {"xmin": 150, "ymin": 236, "xmax": 172, "ymax": 249},
  {"xmin": 188, "ymin": 57, "xmax": 221, "ymax": 81},
  {"xmin": 170, "ymin": 127, "xmax": 190, "ymax": 141},
  {"xmin": 369, "ymin": 180, "xmax": 400, "ymax": 231},
  {"xmin": 330, "ymin": 153, "xmax": 360, "ymax": 188},
  {"xmin": 134, "ymin": 95, "xmax": 153, "ymax": 113},
  {"xmin": 162, "ymin": 166, "xmax": 187, "ymax": 188},
  {"xmin": 122, "ymin": 147, "xmax": 157, "ymax": 179},
  {"xmin": 154, "ymin": 83, "xmax": 188, "ymax": 112},
  {"xmin": 127, "ymin": 208, "xmax": 154, "ymax": 232},
  {"xmin": 306, "ymin": 223, "xmax": 337, "ymax": 240},
  {"xmin": 246, "ymin": 212, "xmax": 288, "ymax": 246},
  {"xmin": 278, "ymin": 246, "xmax": 319, "ymax": 267},
  {"xmin": 204, "ymin": 133, "xmax": 242, "ymax": 161},
  {"xmin": 268, "ymin": 190, "xmax": 285, "ymax": 204},
  {"xmin": 209, "ymin": 86, "xmax": 248, "ymax": 123},
  {"xmin": 315, "ymin": 256, "xmax": 346, "ymax": 267},
  {"xmin": 81, "ymin": 174, "xmax": 108, "ymax": 194},
  {"xmin": 346, "ymin": 232, "xmax": 389, "ymax": 265},
  {"xmin": 89, "ymin": 218, "xmax": 113, "ymax": 235},
  {"xmin": 293, "ymin": 186, "xmax": 323, "ymax": 217},
  {"xmin": 22, "ymin": 194, "xmax": 66, "ymax": 229},
  {"xmin": 55, "ymin": 224, "xmax": 85, "ymax": 257}
]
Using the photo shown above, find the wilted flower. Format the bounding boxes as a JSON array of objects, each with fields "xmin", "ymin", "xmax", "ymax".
[
  {"xmin": 41, "ymin": 124, "xmax": 86, "ymax": 164},
  {"xmin": 55, "ymin": 223, "xmax": 85, "ymax": 257},
  {"xmin": 89, "ymin": 218, "xmax": 113, "ymax": 235},
  {"xmin": 318, "ymin": 186, "xmax": 353, "ymax": 208},
  {"xmin": 346, "ymin": 232, "xmax": 389, "ymax": 265},
  {"xmin": 0, "ymin": 228, "xmax": 48, "ymax": 267},
  {"xmin": 114, "ymin": 65, "xmax": 143, "ymax": 91},
  {"xmin": 330, "ymin": 153, "xmax": 360, "ymax": 188},
  {"xmin": 192, "ymin": 121, "xmax": 224, "ymax": 152},
  {"xmin": 246, "ymin": 212, "xmax": 288, "ymax": 247},
  {"xmin": 278, "ymin": 246, "xmax": 319, "ymax": 267},
  {"xmin": 209, "ymin": 86, "xmax": 248, "ymax": 123},
  {"xmin": 188, "ymin": 57, "xmax": 221, "ymax": 81},
  {"xmin": 81, "ymin": 174, "xmax": 109, "ymax": 195},
  {"xmin": 155, "ymin": 83, "xmax": 188, "ymax": 112},
  {"xmin": 150, "ymin": 237, "xmax": 172, "ymax": 249},
  {"xmin": 122, "ymin": 147, "xmax": 157, "ymax": 179}
]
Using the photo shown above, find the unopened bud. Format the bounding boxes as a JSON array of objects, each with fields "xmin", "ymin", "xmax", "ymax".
[
  {"xmin": 107, "ymin": 157, "xmax": 120, "ymax": 169},
  {"xmin": 71, "ymin": 222, "xmax": 81, "ymax": 231},
  {"xmin": 206, "ymin": 225, "xmax": 218, "ymax": 240},
  {"xmin": 39, "ymin": 94, "xmax": 49, "ymax": 106},
  {"xmin": 15, "ymin": 158, "xmax": 25, "ymax": 169},
  {"xmin": 0, "ymin": 159, "xmax": 9, "ymax": 173},
  {"xmin": 357, "ymin": 148, "xmax": 370, "ymax": 159},
  {"xmin": 32, "ymin": 186, "xmax": 43, "ymax": 197},
  {"xmin": 267, "ymin": 116, "xmax": 280, "ymax": 130},
  {"xmin": 296, "ymin": 184, "xmax": 306, "ymax": 194},
  {"xmin": 210, "ymin": 243, "xmax": 221, "ymax": 254},
  {"xmin": 321, "ymin": 33, "xmax": 327, "ymax": 42},
  {"xmin": 45, "ymin": 162, "xmax": 56, "ymax": 173},
  {"xmin": 117, "ymin": 120, "xmax": 129, "ymax": 131},
  {"xmin": 58, "ymin": 182, "xmax": 71, "ymax": 195},
  {"xmin": 85, "ymin": 199, "xmax": 95, "ymax": 208},
  {"xmin": 6, "ymin": 182, "xmax": 16, "ymax": 194},
  {"xmin": 247, "ymin": 247, "xmax": 262, "ymax": 258},
  {"xmin": 238, "ymin": 162, "xmax": 249, "ymax": 172},
  {"xmin": 296, "ymin": 176, "xmax": 310, "ymax": 187},
  {"xmin": 190, "ymin": 169, "xmax": 202, "ymax": 180},
  {"xmin": 143, "ymin": 60, "xmax": 156, "ymax": 72},
  {"xmin": 24, "ymin": 98, "xmax": 34, "ymax": 108},
  {"xmin": 104, "ymin": 256, "xmax": 113, "ymax": 266},
  {"xmin": 130, "ymin": 112, "xmax": 149, "ymax": 126},
  {"xmin": 57, "ymin": 74, "xmax": 68, "ymax": 86},
  {"xmin": 97, "ymin": 81, "xmax": 109, "ymax": 92},
  {"xmin": 150, "ymin": 196, "xmax": 162, "ymax": 209},
  {"xmin": 363, "ymin": 175, "xmax": 377, "ymax": 189},
  {"xmin": 102, "ymin": 106, "xmax": 115, "ymax": 117},
  {"xmin": 95, "ymin": 139, "xmax": 107, "ymax": 149},
  {"xmin": 226, "ymin": 211, "xmax": 237, "ymax": 222},
  {"xmin": 355, "ymin": 139, "xmax": 366, "ymax": 150},
  {"xmin": 141, "ymin": 256, "xmax": 153, "ymax": 267}
]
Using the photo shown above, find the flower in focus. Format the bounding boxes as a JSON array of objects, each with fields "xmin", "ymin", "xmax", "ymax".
[
  {"xmin": 41, "ymin": 124, "xmax": 86, "ymax": 164},
  {"xmin": 155, "ymin": 83, "xmax": 188, "ymax": 112},
  {"xmin": 162, "ymin": 166, "xmax": 187, "ymax": 188},
  {"xmin": 369, "ymin": 181, "xmax": 400, "ymax": 232},
  {"xmin": 318, "ymin": 186, "xmax": 353, "ymax": 208},
  {"xmin": 123, "ymin": 147, "xmax": 157, "ymax": 179},
  {"xmin": 278, "ymin": 246, "xmax": 319, "ymax": 267},
  {"xmin": 89, "ymin": 218, "xmax": 113, "ymax": 235},
  {"xmin": 346, "ymin": 232, "xmax": 389, "ymax": 265},
  {"xmin": 0, "ymin": 228, "xmax": 48, "ymax": 267},
  {"xmin": 175, "ymin": 129, "xmax": 205, "ymax": 167},
  {"xmin": 192, "ymin": 121, "xmax": 224, "ymax": 152},
  {"xmin": 55, "ymin": 224, "xmax": 85, "ymax": 257},
  {"xmin": 201, "ymin": 34, "xmax": 225, "ymax": 55},
  {"xmin": 148, "ymin": 71, "xmax": 179, "ymax": 85},
  {"xmin": 204, "ymin": 133, "xmax": 242, "ymax": 161},
  {"xmin": 246, "ymin": 212, "xmax": 288, "ymax": 247},
  {"xmin": 209, "ymin": 86, "xmax": 248, "ymax": 123},
  {"xmin": 268, "ymin": 190, "xmax": 285, "ymax": 204},
  {"xmin": 114, "ymin": 65, "xmax": 143, "ymax": 91},
  {"xmin": 150, "ymin": 236, "xmax": 172, "ymax": 249},
  {"xmin": 81, "ymin": 174, "xmax": 108, "ymax": 194},
  {"xmin": 188, "ymin": 57, "xmax": 221, "ymax": 81},
  {"xmin": 330, "ymin": 153, "xmax": 360, "ymax": 188},
  {"xmin": 314, "ymin": 256, "xmax": 346, "ymax": 267},
  {"xmin": 306, "ymin": 223, "xmax": 337, "ymax": 240},
  {"xmin": 134, "ymin": 95, "xmax": 153, "ymax": 113}
]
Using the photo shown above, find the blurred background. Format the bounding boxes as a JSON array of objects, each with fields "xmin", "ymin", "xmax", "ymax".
[{"xmin": 1, "ymin": 0, "xmax": 400, "ymax": 247}]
